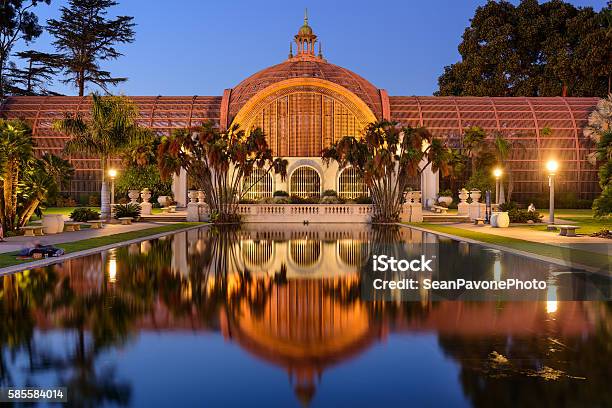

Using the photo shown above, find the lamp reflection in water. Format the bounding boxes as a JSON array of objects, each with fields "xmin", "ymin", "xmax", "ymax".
[
  {"xmin": 546, "ymin": 284, "xmax": 558, "ymax": 314},
  {"xmin": 107, "ymin": 250, "xmax": 117, "ymax": 284}
]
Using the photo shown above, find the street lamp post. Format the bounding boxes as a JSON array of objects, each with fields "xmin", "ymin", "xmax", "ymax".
[
  {"xmin": 493, "ymin": 168, "xmax": 502, "ymax": 204},
  {"xmin": 546, "ymin": 160, "xmax": 558, "ymax": 229},
  {"xmin": 108, "ymin": 169, "xmax": 117, "ymax": 212}
]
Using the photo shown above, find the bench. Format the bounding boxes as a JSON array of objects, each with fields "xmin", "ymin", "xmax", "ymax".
[
  {"xmin": 63, "ymin": 222, "xmax": 82, "ymax": 232},
  {"xmin": 474, "ymin": 218, "xmax": 485, "ymax": 225},
  {"xmin": 118, "ymin": 217, "xmax": 133, "ymax": 225},
  {"xmin": 431, "ymin": 205, "xmax": 448, "ymax": 214},
  {"xmin": 21, "ymin": 226, "xmax": 44, "ymax": 237},
  {"xmin": 87, "ymin": 220, "xmax": 103, "ymax": 229},
  {"xmin": 557, "ymin": 225, "xmax": 580, "ymax": 237}
]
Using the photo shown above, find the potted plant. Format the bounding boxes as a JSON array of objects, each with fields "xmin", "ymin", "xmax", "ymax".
[{"xmin": 438, "ymin": 189, "xmax": 453, "ymax": 206}]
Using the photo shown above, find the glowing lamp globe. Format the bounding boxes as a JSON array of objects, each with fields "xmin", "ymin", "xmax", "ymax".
[{"xmin": 546, "ymin": 160, "xmax": 559, "ymax": 175}]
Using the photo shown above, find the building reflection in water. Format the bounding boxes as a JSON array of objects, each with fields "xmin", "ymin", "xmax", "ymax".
[{"xmin": 0, "ymin": 224, "xmax": 609, "ymax": 407}]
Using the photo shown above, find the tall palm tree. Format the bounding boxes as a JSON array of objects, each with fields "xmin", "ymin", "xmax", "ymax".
[
  {"xmin": 0, "ymin": 120, "xmax": 33, "ymax": 231},
  {"xmin": 40, "ymin": 153, "xmax": 75, "ymax": 192},
  {"xmin": 17, "ymin": 166, "xmax": 56, "ymax": 228},
  {"xmin": 54, "ymin": 94, "xmax": 140, "ymax": 220},
  {"xmin": 490, "ymin": 131, "xmax": 524, "ymax": 202}
]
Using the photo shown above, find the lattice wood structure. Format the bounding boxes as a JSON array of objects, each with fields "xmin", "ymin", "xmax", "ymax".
[{"xmin": 0, "ymin": 16, "xmax": 601, "ymax": 201}]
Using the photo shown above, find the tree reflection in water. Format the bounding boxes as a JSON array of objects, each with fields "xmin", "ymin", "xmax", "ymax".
[{"xmin": 0, "ymin": 225, "xmax": 609, "ymax": 407}]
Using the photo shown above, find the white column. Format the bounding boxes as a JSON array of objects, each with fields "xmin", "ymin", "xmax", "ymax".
[
  {"xmin": 172, "ymin": 168, "xmax": 188, "ymax": 208},
  {"xmin": 420, "ymin": 165, "xmax": 439, "ymax": 209}
]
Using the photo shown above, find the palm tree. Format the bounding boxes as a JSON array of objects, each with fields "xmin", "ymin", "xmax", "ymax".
[
  {"xmin": 40, "ymin": 153, "xmax": 75, "ymax": 192},
  {"xmin": 0, "ymin": 120, "xmax": 33, "ymax": 231},
  {"xmin": 490, "ymin": 131, "xmax": 524, "ymax": 202},
  {"xmin": 54, "ymin": 94, "xmax": 140, "ymax": 220},
  {"xmin": 322, "ymin": 121, "xmax": 451, "ymax": 223},
  {"xmin": 17, "ymin": 166, "xmax": 56, "ymax": 228},
  {"xmin": 462, "ymin": 126, "xmax": 487, "ymax": 175}
]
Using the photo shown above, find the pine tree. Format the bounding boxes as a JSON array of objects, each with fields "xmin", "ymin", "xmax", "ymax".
[
  {"xmin": 47, "ymin": 0, "xmax": 135, "ymax": 96},
  {"xmin": 7, "ymin": 50, "xmax": 62, "ymax": 95},
  {"xmin": 0, "ymin": 0, "xmax": 51, "ymax": 97}
]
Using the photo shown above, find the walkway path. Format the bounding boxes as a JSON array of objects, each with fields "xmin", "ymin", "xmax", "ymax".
[
  {"xmin": 0, "ymin": 222, "xmax": 172, "ymax": 254},
  {"xmin": 448, "ymin": 223, "xmax": 611, "ymax": 256}
]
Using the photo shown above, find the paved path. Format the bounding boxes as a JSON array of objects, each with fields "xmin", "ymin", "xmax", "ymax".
[
  {"xmin": 0, "ymin": 222, "xmax": 172, "ymax": 254},
  {"xmin": 444, "ymin": 223, "xmax": 611, "ymax": 256}
]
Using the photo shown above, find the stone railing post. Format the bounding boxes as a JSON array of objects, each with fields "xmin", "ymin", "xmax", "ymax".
[
  {"xmin": 186, "ymin": 190, "xmax": 199, "ymax": 221},
  {"xmin": 457, "ymin": 188, "xmax": 469, "ymax": 216},
  {"xmin": 410, "ymin": 190, "xmax": 423, "ymax": 222},
  {"xmin": 140, "ymin": 188, "xmax": 152, "ymax": 215}
]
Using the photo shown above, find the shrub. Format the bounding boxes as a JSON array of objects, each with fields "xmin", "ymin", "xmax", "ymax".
[
  {"xmin": 70, "ymin": 207, "xmax": 100, "ymax": 222},
  {"xmin": 290, "ymin": 195, "xmax": 319, "ymax": 204},
  {"xmin": 355, "ymin": 195, "xmax": 373, "ymax": 204},
  {"xmin": 273, "ymin": 190, "xmax": 289, "ymax": 197},
  {"xmin": 466, "ymin": 169, "xmax": 494, "ymax": 193},
  {"xmin": 88, "ymin": 194, "xmax": 100, "ymax": 206},
  {"xmin": 499, "ymin": 201, "xmax": 518, "ymax": 212},
  {"xmin": 113, "ymin": 203, "xmax": 141, "ymax": 220},
  {"xmin": 115, "ymin": 164, "xmax": 172, "ymax": 204},
  {"xmin": 508, "ymin": 208, "xmax": 542, "ymax": 223},
  {"xmin": 322, "ymin": 189, "xmax": 337, "ymax": 197},
  {"xmin": 320, "ymin": 195, "xmax": 343, "ymax": 204},
  {"xmin": 439, "ymin": 189, "xmax": 453, "ymax": 197},
  {"xmin": 593, "ymin": 185, "xmax": 612, "ymax": 217},
  {"xmin": 239, "ymin": 198, "xmax": 256, "ymax": 204}
]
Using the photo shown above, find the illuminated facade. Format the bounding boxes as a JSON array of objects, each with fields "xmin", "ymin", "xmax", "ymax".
[{"xmin": 0, "ymin": 15, "xmax": 601, "ymax": 205}]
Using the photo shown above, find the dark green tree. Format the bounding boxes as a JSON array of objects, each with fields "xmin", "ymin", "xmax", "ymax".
[
  {"xmin": 46, "ymin": 0, "xmax": 135, "ymax": 96},
  {"xmin": 437, "ymin": 0, "xmax": 612, "ymax": 97},
  {"xmin": 0, "ymin": 0, "xmax": 51, "ymax": 97},
  {"xmin": 6, "ymin": 50, "xmax": 63, "ymax": 95}
]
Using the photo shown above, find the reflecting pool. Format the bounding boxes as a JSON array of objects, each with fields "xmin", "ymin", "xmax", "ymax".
[{"xmin": 0, "ymin": 225, "xmax": 610, "ymax": 407}]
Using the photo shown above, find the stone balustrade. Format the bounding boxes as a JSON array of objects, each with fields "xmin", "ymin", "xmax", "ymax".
[{"xmin": 186, "ymin": 190, "xmax": 424, "ymax": 223}]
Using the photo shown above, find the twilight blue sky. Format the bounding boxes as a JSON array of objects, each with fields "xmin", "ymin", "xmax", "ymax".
[{"xmin": 17, "ymin": 0, "xmax": 609, "ymax": 96}]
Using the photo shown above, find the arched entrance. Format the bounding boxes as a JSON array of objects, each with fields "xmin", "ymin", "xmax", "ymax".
[{"xmin": 290, "ymin": 166, "xmax": 321, "ymax": 198}]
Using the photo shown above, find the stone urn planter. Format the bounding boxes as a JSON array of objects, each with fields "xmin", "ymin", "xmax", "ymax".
[
  {"xmin": 404, "ymin": 191, "xmax": 414, "ymax": 203},
  {"xmin": 412, "ymin": 191, "xmax": 422, "ymax": 203},
  {"xmin": 470, "ymin": 189, "xmax": 481, "ymax": 203},
  {"xmin": 42, "ymin": 214, "xmax": 63, "ymax": 234},
  {"xmin": 458, "ymin": 189, "xmax": 469, "ymax": 203},
  {"xmin": 128, "ymin": 190, "xmax": 140, "ymax": 204},
  {"xmin": 188, "ymin": 190, "xmax": 198, "ymax": 204},
  {"xmin": 140, "ymin": 188, "xmax": 152, "ymax": 203},
  {"xmin": 197, "ymin": 190, "xmax": 206, "ymax": 203},
  {"xmin": 157, "ymin": 195, "xmax": 171, "ymax": 207},
  {"xmin": 438, "ymin": 195, "xmax": 452, "ymax": 206},
  {"xmin": 491, "ymin": 211, "xmax": 510, "ymax": 228}
]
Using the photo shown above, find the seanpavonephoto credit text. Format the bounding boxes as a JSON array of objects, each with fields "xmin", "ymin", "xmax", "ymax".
[{"xmin": 372, "ymin": 278, "xmax": 548, "ymax": 291}]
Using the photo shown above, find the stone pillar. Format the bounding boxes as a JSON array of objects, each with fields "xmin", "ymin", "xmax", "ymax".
[
  {"xmin": 420, "ymin": 164, "xmax": 439, "ymax": 209},
  {"xmin": 172, "ymin": 168, "xmax": 188, "ymax": 208},
  {"xmin": 410, "ymin": 191, "xmax": 423, "ymax": 222},
  {"xmin": 468, "ymin": 190, "xmax": 485, "ymax": 220},
  {"xmin": 186, "ymin": 190, "xmax": 199, "ymax": 222},
  {"xmin": 140, "ymin": 189, "xmax": 152, "ymax": 215},
  {"xmin": 457, "ymin": 188, "xmax": 469, "ymax": 216}
]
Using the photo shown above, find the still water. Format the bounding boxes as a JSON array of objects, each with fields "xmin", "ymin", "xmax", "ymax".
[{"xmin": 0, "ymin": 225, "xmax": 610, "ymax": 407}]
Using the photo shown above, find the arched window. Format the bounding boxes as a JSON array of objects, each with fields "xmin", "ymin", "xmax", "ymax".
[
  {"xmin": 290, "ymin": 166, "xmax": 321, "ymax": 198},
  {"xmin": 337, "ymin": 167, "xmax": 368, "ymax": 199},
  {"xmin": 242, "ymin": 168, "xmax": 273, "ymax": 200},
  {"xmin": 290, "ymin": 239, "xmax": 321, "ymax": 268}
]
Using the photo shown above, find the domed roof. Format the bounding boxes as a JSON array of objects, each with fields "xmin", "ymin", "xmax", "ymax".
[
  {"xmin": 298, "ymin": 23, "xmax": 313, "ymax": 36},
  {"xmin": 228, "ymin": 57, "xmax": 383, "ymax": 120}
]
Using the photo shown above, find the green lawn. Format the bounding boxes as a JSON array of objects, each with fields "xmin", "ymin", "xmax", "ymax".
[
  {"xmin": 36, "ymin": 206, "xmax": 165, "ymax": 219},
  {"xmin": 407, "ymin": 223, "xmax": 611, "ymax": 271},
  {"xmin": 0, "ymin": 222, "xmax": 204, "ymax": 269}
]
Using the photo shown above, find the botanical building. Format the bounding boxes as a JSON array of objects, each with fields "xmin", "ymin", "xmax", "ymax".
[{"xmin": 0, "ymin": 16, "xmax": 600, "ymax": 205}]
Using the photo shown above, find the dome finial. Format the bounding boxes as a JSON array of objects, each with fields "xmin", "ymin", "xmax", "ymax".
[
  {"xmin": 304, "ymin": 8, "xmax": 308, "ymax": 26},
  {"xmin": 289, "ymin": 42, "xmax": 293, "ymax": 58}
]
